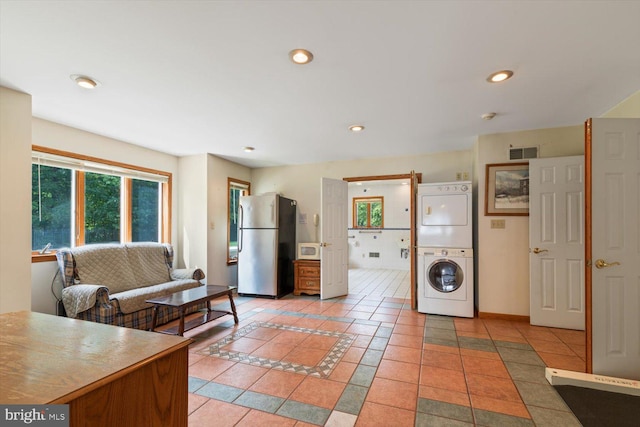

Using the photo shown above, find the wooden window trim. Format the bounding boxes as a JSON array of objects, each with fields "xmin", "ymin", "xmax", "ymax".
[
  {"xmin": 352, "ymin": 196, "xmax": 384, "ymax": 229},
  {"xmin": 31, "ymin": 145, "xmax": 172, "ymax": 263},
  {"xmin": 227, "ymin": 178, "xmax": 250, "ymax": 265}
]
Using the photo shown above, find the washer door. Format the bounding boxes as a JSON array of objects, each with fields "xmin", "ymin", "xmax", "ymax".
[{"xmin": 427, "ymin": 259, "xmax": 463, "ymax": 293}]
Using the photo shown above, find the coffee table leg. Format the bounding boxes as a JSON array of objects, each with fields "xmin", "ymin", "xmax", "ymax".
[
  {"xmin": 228, "ymin": 291, "xmax": 239, "ymax": 324},
  {"xmin": 178, "ymin": 307, "xmax": 186, "ymax": 336},
  {"xmin": 150, "ymin": 305, "xmax": 158, "ymax": 332}
]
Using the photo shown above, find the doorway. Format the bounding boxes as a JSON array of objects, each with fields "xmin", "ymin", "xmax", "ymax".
[{"xmin": 343, "ymin": 172, "xmax": 422, "ymax": 307}]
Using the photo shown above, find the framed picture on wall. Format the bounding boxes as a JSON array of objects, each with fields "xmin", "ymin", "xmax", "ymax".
[{"xmin": 485, "ymin": 162, "xmax": 529, "ymax": 216}]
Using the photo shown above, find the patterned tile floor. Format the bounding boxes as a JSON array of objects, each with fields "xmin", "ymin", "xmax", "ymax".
[{"xmin": 175, "ymin": 293, "xmax": 586, "ymax": 426}]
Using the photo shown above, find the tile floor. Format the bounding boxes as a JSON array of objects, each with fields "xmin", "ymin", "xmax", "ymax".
[
  {"xmin": 348, "ymin": 268, "xmax": 410, "ymax": 299},
  {"xmin": 178, "ymin": 292, "xmax": 586, "ymax": 426}
]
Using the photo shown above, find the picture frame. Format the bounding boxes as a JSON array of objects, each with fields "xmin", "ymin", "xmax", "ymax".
[{"xmin": 485, "ymin": 162, "xmax": 530, "ymax": 216}]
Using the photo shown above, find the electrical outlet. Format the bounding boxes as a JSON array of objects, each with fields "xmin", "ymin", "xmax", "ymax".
[
  {"xmin": 491, "ymin": 219, "xmax": 506, "ymax": 229},
  {"xmin": 456, "ymin": 172, "xmax": 462, "ymax": 180},
  {"xmin": 463, "ymin": 172, "xmax": 469, "ymax": 180}
]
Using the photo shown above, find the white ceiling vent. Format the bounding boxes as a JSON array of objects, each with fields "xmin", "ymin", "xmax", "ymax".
[{"xmin": 509, "ymin": 146, "xmax": 539, "ymax": 160}]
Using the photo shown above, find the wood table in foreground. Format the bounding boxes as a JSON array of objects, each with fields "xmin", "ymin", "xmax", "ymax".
[{"xmin": 0, "ymin": 311, "xmax": 191, "ymax": 427}]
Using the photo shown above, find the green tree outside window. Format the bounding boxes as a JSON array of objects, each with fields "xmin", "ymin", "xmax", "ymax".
[{"xmin": 353, "ymin": 197, "xmax": 383, "ymax": 228}]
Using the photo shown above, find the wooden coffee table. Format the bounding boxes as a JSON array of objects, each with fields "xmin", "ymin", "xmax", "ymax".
[{"xmin": 147, "ymin": 285, "xmax": 239, "ymax": 336}]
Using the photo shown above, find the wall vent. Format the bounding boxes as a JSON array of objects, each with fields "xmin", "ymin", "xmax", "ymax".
[
  {"xmin": 368, "ymin": 252, "xmax": 380, "ymax": 258},
  {"xmin": 509, "ymin": 146, "xmax": 538, "ymax": 160}
]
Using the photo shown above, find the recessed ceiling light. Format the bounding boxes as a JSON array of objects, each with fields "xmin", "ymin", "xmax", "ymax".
[
  {"xmin": 349, "ymin": 125, "xmax": 365, "ymax": 132},
  {"xmin": 486, "ymin": 70, "xmax": 514, "ymax": 83},
  {"xmin": 70, "ymin": 74, "xmax": 99, "ymax": 89},
  {"xmin": 243, "ymin": 146, "xmax": 255, "ymax": 153},
  {"xmin": 289, "ymin": 49, "xmax": 313, "ymax": 65}
]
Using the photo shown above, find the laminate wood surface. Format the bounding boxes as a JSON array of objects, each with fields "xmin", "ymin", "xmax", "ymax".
[{"xmin": 0, "ymin": 311, "xmax": 191, "ymax": 426}]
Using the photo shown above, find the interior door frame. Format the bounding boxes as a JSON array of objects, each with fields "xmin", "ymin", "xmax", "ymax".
[
  {"xmin": 343, "ymin": 172, "xmax": 423, "ymax": 309},
  {"xmin": 585, "ymin": 119, "xmax": 593, "ymax": 373}
]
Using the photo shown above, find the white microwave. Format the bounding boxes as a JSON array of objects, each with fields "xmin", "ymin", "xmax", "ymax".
[{"xmin": 297, "ymin": 243, "xmax": 321, "ymax": 260}]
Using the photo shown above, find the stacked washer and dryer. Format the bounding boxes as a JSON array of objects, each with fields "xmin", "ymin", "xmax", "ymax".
[{"xmin": 417, "ymin": 182, "xmax": 474, "ymax": 317}]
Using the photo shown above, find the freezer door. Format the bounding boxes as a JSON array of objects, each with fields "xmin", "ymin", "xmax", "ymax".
[
  {"xmin": 239, "ymin": 194, "xmax": 278, "ymax": 229},
  {"xmin": 238, "ymin": 229, "xmax": 278, "ymax": 296}
]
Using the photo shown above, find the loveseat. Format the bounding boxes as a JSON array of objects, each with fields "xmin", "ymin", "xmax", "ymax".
[{"xmin": 56, "ymin": 242, "xmax": 206, "ymax": 330}]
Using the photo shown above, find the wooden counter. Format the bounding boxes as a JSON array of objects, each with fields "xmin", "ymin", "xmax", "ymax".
[{"xmin": 0, "ymin": 311, "xmax": 191, "ymax": 426}]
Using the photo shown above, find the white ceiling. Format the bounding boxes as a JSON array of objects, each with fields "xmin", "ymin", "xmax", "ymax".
[{"xmin": 1, "ymin": 1, "xmax": 639, "ymax": 168}]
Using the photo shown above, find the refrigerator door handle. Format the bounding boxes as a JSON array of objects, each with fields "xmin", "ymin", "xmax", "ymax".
[{"xmin": 238, "ymin": 204, "xmax": 244, "ymax": 253}]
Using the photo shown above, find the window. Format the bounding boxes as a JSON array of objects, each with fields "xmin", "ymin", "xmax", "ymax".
[
  {"xmin": 131, "ymin": 179, "xmax": 161, "ymax": 242},
  {"xmin": 353, "ymin": 196, "xmax": 383, "ymax": 228},
  {"xmin": 31, "ymin": 146, "xmax": 171, "ymax": 259},
  {"xmin": 32, "ymin": 164, "xmax": 72, "ymax": 250},
  {"xmin": 227, "ymin": 178, "xmax": 250, "ymax": 264},
  {"xmin": 83, "ymin": 172, "xmax": 121, "ymax": 244}
]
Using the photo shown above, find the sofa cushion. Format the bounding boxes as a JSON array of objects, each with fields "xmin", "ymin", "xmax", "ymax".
[
  {"xmin": 73, "ymin": 244, "xmax": 138, "ymax": 294},
  {"xmin": 111, "ymin": 279, "xmax": 202, "ymax": 314},
  {"xmin": 125, "ymin": 243, "xmax": 172, "ymax": 287}
]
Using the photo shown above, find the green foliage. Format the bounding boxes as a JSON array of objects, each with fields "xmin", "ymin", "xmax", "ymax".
[
  {"xmin": 84, "ymin": 172, "xmax": 121, "ymax": 244},
  {"xmin": 32, "ymin": 165, "xmax": 162, "ymax": 248},
  {"xmin": 356, "ymin": 202, "xmax": 368, "ymax": 227},
  {"xmin": 370, "ymin": 201, "xmax": 382, "ymax": 227},
  {"xmin": 355, "ymin": 199, "xmax": 383, "ymax": 228},
  {"xmin": 31, "ymin": 165, "xmax": 72, "ymax": 249},
  {"xmin": 132, "ymin": 180, "xmax": 159, "ymax": 242}
]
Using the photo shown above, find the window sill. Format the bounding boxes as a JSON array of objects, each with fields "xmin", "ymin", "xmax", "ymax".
[
  {"xmin": 226, "ymin": 260, "xmax": 238, "ymax": 266},
  {"xmin": 32, "ymin": 253, "xmax": 56, "ymax": 263}
]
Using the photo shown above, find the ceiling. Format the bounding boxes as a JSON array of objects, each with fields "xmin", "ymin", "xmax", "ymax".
[{"xmin": 1, "ymin": 1, "xmax": 639, "ymax": 169}]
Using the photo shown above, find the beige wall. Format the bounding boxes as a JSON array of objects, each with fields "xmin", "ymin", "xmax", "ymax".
[
  {"xmin": 602, "ymin": 90, "xmax": 640, "ymax": 118},
  {"xmin": 178, "ymin": 154, "xmax": 209, "ymax": 275},
  {"xmin": 0, "ymin": 87, "xmax": 32, "ymax": 313},
  {"xmin": 475, "ymin": 125, "xmax": 584, "ymax": 316},
  {"xmin": 206, "ymin": 154, "xmax": 251, "ymax": 285},
  {"xmin": 251, "ymin": 150, "xmax": 473, "ymax": 243},
  {"xmin": 177, "ymin": 153, "xmax": 251, "ymax": 286}
]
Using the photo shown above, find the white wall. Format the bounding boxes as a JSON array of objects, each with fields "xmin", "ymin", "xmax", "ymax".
[
  {"xmin": 348, "ymin": 182, "xmax": 411, "ymax": 270},
  {"xmin": 0, "ymin": 87, "xmax": 32, "ymax": 313},
  {"xmin": 31, "ymin": 118, "xmax": 181, "ymax": 314},
  {"xmin": 251, "ymin": 149, "xmax": 473, "ymax": 245},
  {"xmin": 475, "ymin": 125, "xmax": 584, "ymax": 316}
]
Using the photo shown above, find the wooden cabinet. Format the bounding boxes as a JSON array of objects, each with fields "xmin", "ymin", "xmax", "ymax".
[
  {"xmin": 293, "ymin": 259, "xmax": 320, "ymax": 296},
  {"xmin": 0, "ymin": 311, "xmax": 191, "ymax": 427}
]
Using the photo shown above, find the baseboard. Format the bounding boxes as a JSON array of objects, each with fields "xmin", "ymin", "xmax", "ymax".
[
  {"xmin": 546, "ymin": 367, "xmax": 640, "ymax": 396},
  {"xmin": 477, "ymin": 311, "xmax": 530, "ymax": 323}
]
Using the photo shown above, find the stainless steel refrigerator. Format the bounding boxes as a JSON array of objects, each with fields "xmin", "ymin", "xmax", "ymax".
[{"xmin": 237, "ymin": 193, "xmax": 297, "ymax": 298}]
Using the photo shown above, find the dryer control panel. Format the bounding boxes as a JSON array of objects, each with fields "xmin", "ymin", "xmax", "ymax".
[{"xmin": 422, "ymin": 248, "xmax": 474, "ymax": 258}]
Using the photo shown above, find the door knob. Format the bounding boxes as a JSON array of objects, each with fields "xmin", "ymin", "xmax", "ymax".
[
  {"xmin": 532, "ymin": 248, "xmax": 548, "ymax": 254},
  {"xmin": 595, "ymin": 259, "xmax": 621, "ymax": 269},
  {"xmin": 320, "ymin": 242, "xmax": 331, "ymax": 247}
]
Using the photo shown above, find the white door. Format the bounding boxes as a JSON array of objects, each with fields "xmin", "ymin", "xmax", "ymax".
[
  {"xmin": 529, "ymin": 156, "xmax": 585, "ymax": 330},
  {"xmin": 320, "ymin": 177, "xmax": 348, "ymax": 299},
  {"xmin": 590, "ymin": 118, "xmax": 640, "ymax": 380}
]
